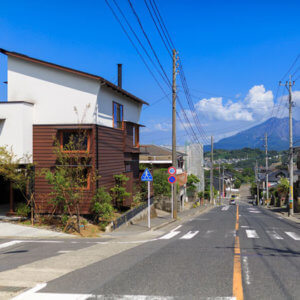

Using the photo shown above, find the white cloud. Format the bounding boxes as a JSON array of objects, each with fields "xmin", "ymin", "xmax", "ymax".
[
  {"xmin": 193, "ymin": 85, "xmax": 276, "ymax": 122},
  {"xmin": 245, "ymin": 85, "xmax": 273, "ymax": 117},
  {"xmin": 154, "ymin": 122, "xmax": 172, "ymax": 132},
  {"xmin": 195, "ymin": 96, "xmax": 253, "ymax": 121}
]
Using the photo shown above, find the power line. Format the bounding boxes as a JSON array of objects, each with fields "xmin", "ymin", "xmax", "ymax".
[
  {"xmin": 105, "ymin": 0, "xmax": 198, "ymax": 144},
  {"xmin": 280, "ymin": 54, "xmax": 300, "ymax": 81},
  {"xmin": 144, "ymin": 0, "xmax": 210, "ymax": 144}
]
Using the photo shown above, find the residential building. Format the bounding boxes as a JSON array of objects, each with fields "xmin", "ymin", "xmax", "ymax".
[
  {"xmin": 178, "ymin": 143, "xmax": 204, "ymax": 192},
  {"xmin": 0, "ymin": 49, "xmax": 148, "ymax": 214},
  {"xmin": 139, "ymin": 144, "xmax": 187, "ymax": 209}
]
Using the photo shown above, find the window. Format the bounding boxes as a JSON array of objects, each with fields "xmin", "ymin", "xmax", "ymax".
[
  {"xmin": 132, "ymin": 125, "xmax": 139, "ymax": 147},
  {"xmin": 70, "ymin": 166, "xmax": 90, "ymax": 190},
  {"xmin": 60, "ymin": 130, "xmax": 90, "ymax": 152},
  {"xmin": 113, "ymin": 102, "xmax": 123, "ymax": 129},
  {"xmin": 125, "ymin": 162, "xmax": 131, "ymax": 172}
]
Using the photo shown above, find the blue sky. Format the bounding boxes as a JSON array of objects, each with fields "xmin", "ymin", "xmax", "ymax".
[{"xmin": 0, "ymin": 0, "xmax": 299, "ymax": 146}]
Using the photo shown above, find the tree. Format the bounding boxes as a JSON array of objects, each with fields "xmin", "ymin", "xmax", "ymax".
[
  {"xmin": 0, "ymin": 146, "xmax": 35, "ymax": 223},
  {"xmin": 187, "ymin": 174, "xmax": 200, "ymax": 194},
  {"xmin": 92, "ymin": 187, "xmax": 114, "ymax": 228},
  {"xmin": 234, "ymin": 179, "xmax": 241, "ymax": 189},
  {"xmin": 43, "ymin": 130, "xmax": 96, "ymax": 233},
  {"xmin": 153, "ymin": 168, "xmax": 171, "ymax": 197},
  {"xmin": 110, "ymin": 174, "xmax": 130, "ymax": 209},
  {"xmin": 277, "ymin": 178, "xmax": 289, "ymax": 198}
]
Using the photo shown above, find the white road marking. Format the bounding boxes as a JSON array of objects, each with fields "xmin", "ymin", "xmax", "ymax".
[
  {"xmin": 246, "ymin": 230, "xmax": 259, "ymax": 238},
  {"xmin": 180, "ymin": 231, "xmax": 199, "ymax": 239},
  {"xmin": 12, "ymin": 283, "xmax": 47, "ymax": 300},
  {"xmin": 0, "ymin": 240, "xmax": 22, "ymax": 250},
  {"xmin": 57, "ymin": 250, "xmax": 72, "ymax": 253},
  {"xmin": 222, "ymin": 206, "xmax": 230, "ymax": 211},
  {"xmin": 159, "ymin": 231, "xmax": 180, "ymax": 240},
  {"xmin": 266, "ymin": 230, "xmax": 283, "ymax": 240},
  {"xmin": 170, "ymin": 225, "xmax": 182, "ymax": 232},
  {"xmin": 242, "ymin": 256, "xmax": 251, "ymax": 285},
  {"xmin": 249, "ymin": 211, "xmax": 261, "ymax": 214},
  {"xmin": 204, "ymin": 230, "xmax": 215, "ymax": 238},
  {"xmin": 285, "ymin": 232, "xmax": 300, "ymax": 240},
  {"xmin": 241, "ymin": 226, "xmax": 249, "ymax": 228}
]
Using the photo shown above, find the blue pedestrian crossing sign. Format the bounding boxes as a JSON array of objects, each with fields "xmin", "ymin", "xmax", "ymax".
[{"xmin": 141, "ymin": 168, "xmax": 153, "ymax": 181}]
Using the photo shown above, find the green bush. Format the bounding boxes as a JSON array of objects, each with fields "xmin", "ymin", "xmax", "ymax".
[
  {"xmin": 15, "ymin": 203, "xmax": 30, "ymax": 218},
  {"xmin": 187, "ymin": 174, "xmax": 200, "ymax": 194},
  {"xmin": 153, "ymin": 168, "xmax": 171, "ymax": 197},
  {"xmin": 92, "ymin": 187, "xmax": 114, "ymax": 222},
  {"xmin": 111, "ymin": 174, "xmax": 131, "ymax": 209}
]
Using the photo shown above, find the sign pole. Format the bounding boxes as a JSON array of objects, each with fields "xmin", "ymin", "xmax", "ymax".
[
  {"xmin": 148, "ymin": 181, "xmax": 150, "ymax": 229},
  {"xmin": 171, "ymin": 183, "xmax": 174, "ymax": 219}
]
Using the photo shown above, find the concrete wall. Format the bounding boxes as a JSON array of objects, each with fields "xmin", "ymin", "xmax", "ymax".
[{"xmin": 0, "ymin": 102, "xmax": 33, "ymax": 163}]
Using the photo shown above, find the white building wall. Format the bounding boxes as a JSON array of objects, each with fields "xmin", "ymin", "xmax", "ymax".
[
  {"xmin": 180, "ymin": 143, "xmax": 204, "ymax": 192},
  {"xmin": 7, "ymin": 57, "xmax": 143, "ymax": 126},
  {"xmin": 8, "ymin": 56, "xmax": 99, "ymax": 125},
  {"xmin": 97, "ymin": 86, "xmax": 142, "ymax": 127},
  {"xmin": 0, "ymin": 102, "xmax": 33, "ymax": 163}
]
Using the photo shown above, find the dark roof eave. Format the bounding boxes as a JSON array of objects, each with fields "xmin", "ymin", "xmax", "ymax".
[{"xmin": 0, "ymin": 48, "xmax": 149, "ymax": 106}]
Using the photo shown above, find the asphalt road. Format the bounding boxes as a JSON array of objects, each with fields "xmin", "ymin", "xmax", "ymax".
[{"xmin": 2, "ymin": 200, "xmax": 300, "ymax": 299}]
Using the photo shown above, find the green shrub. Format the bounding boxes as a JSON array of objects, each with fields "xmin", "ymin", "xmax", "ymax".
[
  {"xmin": 15, "ymin": 203, "xmax": 30, "ymax": 218},
  {"xmin": 111, "ymin": 174, "xmax": 131, "ymax": 209},
  {"xmin": 153, "ymin": 168, "xmax": 171, "ymax": 197},
  {"xmin": 92, "ymin": 187, "xmax": 114, "ymax": 222}
]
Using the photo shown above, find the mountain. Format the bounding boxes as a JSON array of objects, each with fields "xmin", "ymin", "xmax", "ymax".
[{"xmin": 204, "ymin": 117, "xmax": 300, "ymax": 151}]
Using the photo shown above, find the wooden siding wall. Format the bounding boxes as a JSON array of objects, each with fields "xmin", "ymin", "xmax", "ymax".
[
  {"xmin": 33, "ymin": 124, "xmax": 141, "ymax": 214},
  {"xmin": 97, "ymin": 125, "xmax": 125, "ymax": 191},
  {"xmin": 33, "ymin": 125, "xmax": 95, "ymax": 214}
]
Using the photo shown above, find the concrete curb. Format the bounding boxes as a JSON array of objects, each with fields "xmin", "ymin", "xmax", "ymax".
[{"xmin": 263, "ymin": 207, "xmax": 300, "ymax": 224}]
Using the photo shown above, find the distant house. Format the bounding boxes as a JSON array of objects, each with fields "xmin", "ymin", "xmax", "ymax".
[
  {"xmin": 139, "ymin": 144, "xmax": 185, "ymax": 171},
  {"xmin": 139, "ymin": 144, "xmax": 187, "ymax": 206},
  {"xmin": 0, "ymin": 49, "xmax": 148, "ymax": 214},
  {"xmin": 177, "ymin": 143, "xmax": 204, "ymax": 192}
]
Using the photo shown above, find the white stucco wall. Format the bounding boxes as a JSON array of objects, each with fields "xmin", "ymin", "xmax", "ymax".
[
  {"xmin": 0, "ymin": 102, "xmax": 33, "ymax": 163},
  {"xmin": 7, "ymin": 57, "xmax": 143, "ymax": 127},
  {"xmin": 96, "ymin": 86, "xmax": 142, "ymax": 127},
  {"xmin": 7, "ymin": 57, "xmax": 99, "ymax": 124}
]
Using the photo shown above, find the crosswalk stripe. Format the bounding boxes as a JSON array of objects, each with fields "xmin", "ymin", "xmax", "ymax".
[
  {"xmin": 180, "ymin": 231, "xmax": 199, "ymax": 239},
  {"xmin": 266, "ymin": 230, "xmax": 283, "ymax": 240},
  {"xmin": 159, "ymin": 231, "xmax": 180, "ymax": 240},
  {"xmin": 0, "ymin": 240, "xmax": 22, "ymax": 250},
  {"xmin": 246, "ymin": 230, "xmax": 259, "ymax": 238},
  {"xmin": 285, "ymin": 232, "xmax": 300, "ymax": 240},
  {"xmin": 222, "ymin": 206, "xmax": 230, "ymax": 211}
]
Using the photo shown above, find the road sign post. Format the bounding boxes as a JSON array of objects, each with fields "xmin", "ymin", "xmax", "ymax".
[
  {"xmin": 168, "ymin": 170, "xmax": 177, "ymax": 219},
  {"xmin": 141, "ymin": 168, "xmax": 153, "ymax": 229}
]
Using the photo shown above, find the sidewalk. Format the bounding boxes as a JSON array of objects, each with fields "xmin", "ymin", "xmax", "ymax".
[
  {"xmin": 0, "ymin": 221, "xmax": 70, "ymax": 238},
  {"xmin": 106, "ymin": 204, "xmax": 213, "ymax": 238},
  {"xmin": 265, "ymin": 206, "xmax": 300, "ymax": 224}
]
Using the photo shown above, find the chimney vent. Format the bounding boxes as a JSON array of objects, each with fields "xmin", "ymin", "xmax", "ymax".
[{"xmin": 117, "ymin": 64, "xmax": 122, "ymax": 88}]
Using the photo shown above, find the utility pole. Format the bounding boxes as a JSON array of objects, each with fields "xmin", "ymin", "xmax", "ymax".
[
  {"xmin": 265, "ymin": 133, "xmax": 269, "ymax": 206},
  {"xmin": 172, "ymin": 49, "xmax": 178, "ymax": 219},
  {"xmin": 222, "ymin": 166, "xmax": 225, "ymax": 200},
  {"xmin": 218, "ymin": 163, "xmax": 221, "ymax": 205},
  {"xmin": 280, "ymin": 76, "xmax": 295, "ymax": 216},
  {"xmin": 210, "ymin": 136, "xmax": 214, "ymax": 205},
  {"xmin": 255, "ymin": 160, "xmax": 259, "ymax": 206}
]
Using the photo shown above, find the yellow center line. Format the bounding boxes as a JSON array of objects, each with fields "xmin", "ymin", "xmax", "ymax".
[{"xmin": 233, "ymin": 205, "xmax": 244, "ymax": 300}]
